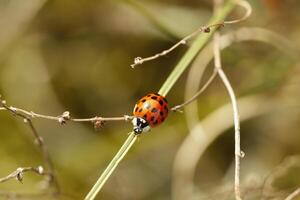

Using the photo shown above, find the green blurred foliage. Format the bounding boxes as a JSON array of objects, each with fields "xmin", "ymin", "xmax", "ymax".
[{"xmin": 0, "ymin": 0, "xmax": 300, "ymax": 199}]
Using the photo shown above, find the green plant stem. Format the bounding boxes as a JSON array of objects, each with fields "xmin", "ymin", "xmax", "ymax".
[
  {"xmin": 85, "ymin": 1, "xmax": 236, "ymax": 199},
  {"xmin": 158, "ymin": 0, "xmax": 236, "ymax": 97},
  {"xmin": 85, "ymin": 132, "xmax": 137, "ymax": 200}
]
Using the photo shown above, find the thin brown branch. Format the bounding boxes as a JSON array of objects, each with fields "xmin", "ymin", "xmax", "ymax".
[
  {"xmin": 0, "ymin": 166, "xmax": 46, "ymax": 183},
  {"xmin": 285, "ymin": 188, "xmax": 300, "ymax": 200},
  {"xmin": 171, "ymin": 69, "xmax": 218, "ymax": 112},
  {"xmin": 213, "ymin": 1, "xmax": 244, "ymax": 200},
  {"xmin": 71, "ymin": 115, "xmax": 133, "ymax": 123},
  {"xmin": 0, "ymin": 97, "xmax": 59, "ymax": 192},
  {"xmin": 0, "ymin": 96, "xmax": 134, "ymax": 192},
  {"xmin": 130, "ymin": 23, "xmax": 224, "ymax": 68},
  {"xmin": 214, "ymin": 28, "xmax": 243, "ymax": 200},
  {"xmin": 0, "ymin": 98, "xmax": 133, "ymax": 126},
  {"xmin": 130, "ymin": 0, "xmax": 252, "ymax": 69}
]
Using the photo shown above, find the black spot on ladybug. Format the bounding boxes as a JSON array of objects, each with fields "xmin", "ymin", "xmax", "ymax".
[
  {"xmin": 151, "ymin": 107, "xmax": 158, "ymax": 113},
  {"xmin": 161, "ymin": 117, "xmax": 165, "ymax": 122},
  {"xmin": 139, "ymin": 108, "xmax": 143, "ymax": 112},
  {"xmin": 160, "ymin": 111, "xmax": 164, "ymax": 116},
  {"xmin": 164, "ymin": 105, "xmax": 168, "ymax": 111},
  {"xmin": 151, "ymin": 96, "xmax": 158, "ymax": 100},
  {"xmin": 135, "ymin": 107, "xmax": 138, "ymax": 112},
  {"xmin": 147, "ymin": 94, "xmax": 151, "ymax": 97},
  {"xmin": 153, "ymin": 120, "xmax": 158, "ymax": 125},
  {"xmin": 151, "ymin": 116, "xmax": 155, "ymax": 121},
  {"xmin": 143, "ymin": 114, "xmax": 147, "ymax": 119},
  {"xmin": 159, "ymin": 100, "xmax": 163, "ymax": 106},
  {"xmin": 141, "ymin": 99, "xmax": 146, "ymax": 103}
]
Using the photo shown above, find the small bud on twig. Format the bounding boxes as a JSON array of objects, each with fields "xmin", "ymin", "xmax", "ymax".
[
  {"xmin": 203, "ymin": 27, "xmax": 211, "ymax": 33},
  {"xmin": 94, "ymin": 119, "xmax": 105, "ymax": 130},
  {"xmin": 37, "ymin": 166, "xmax": 44, "ymax": 174},
  {"xmin": 124, "ymin": 115, "xmax": 132, "ymax": 121},
  {"xmin": 240, "ymin": 150, "xmax": 245, "ymax": 158},
  {"xmin": 16, "ymin": 168, "xmax": 23, "ymax": 183},
  {"xmin": 9, "ymin": 106, "xmax": 17, "ymax": 112},
  {"xmin": 58, "ymin": 111, "xmax": 70, "ymax": 125}
]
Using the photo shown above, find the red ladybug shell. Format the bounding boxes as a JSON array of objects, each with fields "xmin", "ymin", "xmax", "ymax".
[{"xmin": 133, "ymin": 93, "xmax": 169, "ymax": 127}]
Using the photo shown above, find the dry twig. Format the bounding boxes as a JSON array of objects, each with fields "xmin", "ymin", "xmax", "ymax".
[
  {"xmin": 171, "ymin": 69, "xmax": 218, "ymax": 112},
  {"xmin": 0, "ymin": 96, "xmax": 58, "ymax": 192},
  {"xmin": 0, "ymin": 95, "xmax": 135, "ymax": 190},
  {"xmin": 130, "ymin": 0, "xmax": 252, "ymax": 69},
  {"xmin": 0, "ymin": 98, "xmax": 133, "ymax": 126},
  {"xmin": 130, "ymin": 23, "xmax": 224, "ymax": 68},
  {"xmin": 0, "ymin": 166, "xmax": 46, "ymax": 183},
  {"xmin": 213, "ymin": 1, "xmax": 243, "ymax": 200}
]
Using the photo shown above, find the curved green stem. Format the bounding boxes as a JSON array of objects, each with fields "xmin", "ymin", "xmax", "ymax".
[{"xmin": 85, "ymin": 132, "xmax": 137, "ymax": 200}]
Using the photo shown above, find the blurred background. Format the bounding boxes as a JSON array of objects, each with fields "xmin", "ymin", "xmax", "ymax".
[{"xmin": 0, "ymin": 0, "xmax": 299, "ymax": 199}]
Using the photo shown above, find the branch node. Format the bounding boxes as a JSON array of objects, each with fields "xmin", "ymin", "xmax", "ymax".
[
  {"xmin": 30, "ymin": 111, "xmax": 35, "ymax": 118},
  {"xmin": 34, "ymin": 137, "xmax": 44, "ymax": 146},
  {"xmin": 9, "ymin": 106, "xmax": 17, "ymax": 112},
  {"xmin": 180, "ymin": 40, "xmax": 187, "ymax": 45},
  {"xmin": 240, "ymin": 150, "xmax": 245, "ymax": 158},
  {"xmin": 124, "ymin": 115, "xmax": 132, "ymax": 121},
  {"xmin": 171, "ymin": 106, "xmax": 184, "ymax": 113},
  {"xmin": 37, "ymin": 166, "xmax": 44, "ymax": 174},
  {"xmin": 58, "ymin": 111, "xmax": 70, "ymax": 125},
  {"xmin": 15, "ymin": 168, "xmax": 24, "ymax": 183},
  {"xmin": 94, "ymin": 118, "xmax": 105, "ymax": 130},
  {"xmin": 162, "ymin": 50, "xmax": 168, "ymax": 55},
  {"xmin": 203, "ymin": 26, "xmax": 211, "ymax": 33},
  {"xmin": 131, "ymin": 57, "xmax": 143, "ymax": 68}
]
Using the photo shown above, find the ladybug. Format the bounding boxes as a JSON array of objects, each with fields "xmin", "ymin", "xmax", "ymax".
[{"xmin": 132, "ymin": 93, "xmax": 169, "ymax": 134}]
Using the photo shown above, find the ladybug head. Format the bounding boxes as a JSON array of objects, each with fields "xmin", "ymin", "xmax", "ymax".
[{"xmin": 132, "ymin": 117, "xmax": 150, "ymax": 134}]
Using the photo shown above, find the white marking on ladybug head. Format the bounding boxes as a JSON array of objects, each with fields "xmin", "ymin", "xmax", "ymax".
[{"xmin": 132, "ymin": 117, "xmax": 150, "ymax": 134}]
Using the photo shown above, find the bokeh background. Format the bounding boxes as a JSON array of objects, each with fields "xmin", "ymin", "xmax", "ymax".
[{"xmin": 0, "ymin": 0, "xmax": 300, "ymax": 199}]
